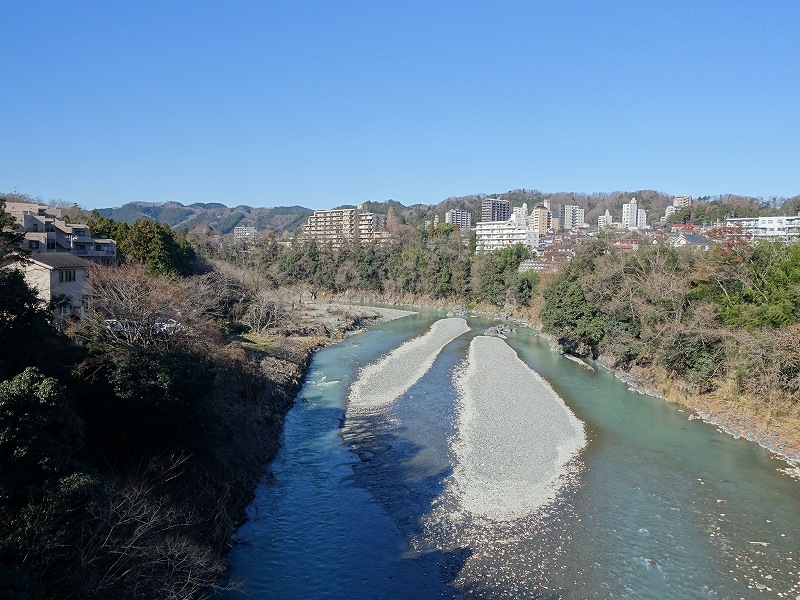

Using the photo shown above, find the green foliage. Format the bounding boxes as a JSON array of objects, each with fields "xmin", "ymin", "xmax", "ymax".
[
  {"xmin": 513, "ymin": 270, "xmax": 540, "ymax": 306},
  {"xmin": 119, "ymin": 219, "xmax": 196, "ymax": 275},
  {"xmin": 0, "ymin": 198, "xmax": 25, "ymax": 268},
  {"xmin": 691, "ymin": 241, "xmax": 800, "ymax": 328},
  {"xmin": 0, "ymin": 270, "xmax": 53, "ymax": 381},
  {"xmin": 660, "ymin": 331, "xmax": 724, "ymax": 391},
  {"xmin": 0, "ymin": 368, "xmax": 83, "ymax": 506},
  {"xmin": 98, "ymin": 346, "xmax": 215, "ymax": 452}
]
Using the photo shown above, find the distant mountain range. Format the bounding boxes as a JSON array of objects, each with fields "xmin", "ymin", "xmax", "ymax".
[
  {"xmin": 95, "ymin": 189, "xmax": 785, "ymax": 234},
  {"xmin": 98, "ymin": 202, "xmax": 315, "ymax": 234}
]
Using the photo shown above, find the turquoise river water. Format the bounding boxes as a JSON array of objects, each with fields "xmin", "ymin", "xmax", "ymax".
[{"xmin": 225, "ymin": 310, "xmax": 800, "ymax": 599}]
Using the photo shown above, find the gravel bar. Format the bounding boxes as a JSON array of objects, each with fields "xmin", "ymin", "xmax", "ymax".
[
  {"xmin": 347, "ymin": 317, "xmax": 470, "ymax": 413},
  {"xmin": 452, "ymin": 335, "xmax": 586, "ymax": 522}
]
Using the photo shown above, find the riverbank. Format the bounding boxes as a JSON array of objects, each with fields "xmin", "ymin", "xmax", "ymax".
[
  {"xmin": 535, "ymin": 332, "xmax": 800, "ymax": 477},
  {"xmin": 323, "ymin": 292, "xmax": 800, "ymax": 478}
]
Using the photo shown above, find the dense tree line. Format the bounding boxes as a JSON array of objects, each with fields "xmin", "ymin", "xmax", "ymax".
[
  {"xmin": 219, "ymin": 223, "xmax": 540, "ymax": 309},
  {"xmin": 541, "ymin": 235, "xmax": 800, "ymax": 420},
  {"xmin": 87, "ymin": 212, "xmax": 195, "ymax": 275},
  {"xmin": 0, "ymin": 200, "xmax": 310, "ymax": 598}
]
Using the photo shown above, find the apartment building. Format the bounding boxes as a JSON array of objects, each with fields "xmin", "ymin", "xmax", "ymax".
[
  {"xmin": 724, "ymin": 215, "xmax": 800, "ymax": 241},
  {"xmin": 233, "ymin": 226, "xmax": 258, "ymax": 244},
  {"xmin": 673, "ymin": 195, "xmax": 693, "ymax": 208},
  {"xmin": 475, "ymin": 209, "xmax": 541, "ymax": 253},
  {"xmin": 621, "ymin": 197, "xmax": 647, "ymax": 230},
  {"xmin": 481, "ymin": 198, "xmax": 511, "ymax": 222},
  {"xmin": 597, "ymin": 208, "xmax": 614, "ymax": 229},
  {"xmin": 529, "ymin": 204, "xmax": 552, "ymax": 234},
  {"xmin": 558, "ymin": 205, "xmax": 585, "ymax": 230},
  {"xmin": 17, "ymin": 253, "xmax": 93, "ymax": 319},
  {"xmin": 7, "ymin": 201, "xmax": 117, "ymax": 264},
  {"xmin": 301, "ymin": 205, "xmax": 388, "ymax": 246},
  {"xmin": 444, "ymin": 208, "xmax": 472, "ymax": 230}
]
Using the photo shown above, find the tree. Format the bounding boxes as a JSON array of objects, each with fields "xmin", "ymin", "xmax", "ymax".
[
  {"xmin": 0, "ymin": 198, "xmax": 25, "ymax": 267},
  {"xmin": 0, "ymin": 368, "xmax": 83, "ymax": 506},
  {"xmin": 119, "ymin": 219, "xmax": 195, "ymax": 275}
]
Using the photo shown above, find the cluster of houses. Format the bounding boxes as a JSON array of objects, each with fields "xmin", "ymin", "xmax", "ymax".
[{"xmin": 5, "ymin": 201, "xmax": 117, "ymax": 320}]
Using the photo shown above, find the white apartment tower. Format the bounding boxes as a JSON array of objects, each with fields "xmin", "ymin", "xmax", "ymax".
[
  {"xmin": 444, "ymin": 209, "xmax": 472, "ymax": 229},
  {"xmin": 598, "ymin": 208, "xmax": 614, "ymax": 229},
  {"xmin": 621, "ymin": 197, "xmax": 647, "ymax": 229},
  {"xmin": 558, "ymin": 205, "xmax": 585, "ymax": 230}
]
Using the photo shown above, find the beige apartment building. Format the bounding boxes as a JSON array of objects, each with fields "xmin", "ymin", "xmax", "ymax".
[
  {"xmin": 301, "ymin": 205, "xmax": 388, "ymax": 246},
  {"xmin": 6, "ymin": 201, "xmax": 117, "ymax": 264}
]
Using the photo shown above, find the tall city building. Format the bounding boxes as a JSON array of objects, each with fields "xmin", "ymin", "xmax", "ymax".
[
  {"xmin": 673, "ymin": 195, "xmax": 693, "ymax": 208},
  {"xmin": 512, "ymin": 203, "xmax": 529, "ymax": 226},
  {"xmin": 621, "ymin": 197, "xmax": 647, "ymax": 229},
  {"xmin": 529, "ymin": 204, "xmax": 551, "ymax": 233},
  {"xmin": 481, "ymin": 198, "xmax": 511, "ymax": 222},
  {"xmin": 558, "ymin": 205, "xmax": 585, "ymax": 230},
  {"xmin": 444, "ymin": 208, "xmax": 472, "ymax": 229},
  {"xmin": 598, "ymin": 208, "xmax": 614, "ymax": 229}
]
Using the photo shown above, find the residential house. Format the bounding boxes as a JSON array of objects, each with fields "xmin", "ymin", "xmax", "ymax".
[{"xmin": 17, "ymin": 253, "xmax": 93, "ymax": 319}]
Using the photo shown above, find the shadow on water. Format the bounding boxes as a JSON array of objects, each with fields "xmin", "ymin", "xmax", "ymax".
[{"xmin": 339, "ymin": 322, "xmax": 575, "ymax": 599}]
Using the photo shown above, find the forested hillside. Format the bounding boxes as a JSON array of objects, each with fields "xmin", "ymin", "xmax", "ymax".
[
  {"xmin": 541, "ymin": 235, "xmax": 800, "ymax": 427},
  {"xmin": 97, "ymin": 201, "xmax": 313, "ymax": 234},
  {"xmin": 0, "ymin": 200, "xmax": 364, "ymax": 598}
]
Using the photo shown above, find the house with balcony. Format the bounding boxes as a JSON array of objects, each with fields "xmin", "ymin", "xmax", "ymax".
[{"xmin": 6, "ymin": 201, "xmax": 117, "ymax": 264}]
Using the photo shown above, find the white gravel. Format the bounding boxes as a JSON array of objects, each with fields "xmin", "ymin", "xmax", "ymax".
[
  {"xmin": 347, "ymin": 317, "xmax": 470, "ymax": 412},
  {"xmin": 451, "ymin": 335, "xmax": 586, "ymax": 522}
]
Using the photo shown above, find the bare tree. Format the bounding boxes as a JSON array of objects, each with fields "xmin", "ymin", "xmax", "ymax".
[{"xmin": 242, "ymin": 289, "xmax": 289, "ymax": 334}]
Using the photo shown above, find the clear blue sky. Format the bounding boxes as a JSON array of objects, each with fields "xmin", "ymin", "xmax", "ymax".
[{"xmin": 2, "ymin": 1, "xmax": 798, "ymax": 210}]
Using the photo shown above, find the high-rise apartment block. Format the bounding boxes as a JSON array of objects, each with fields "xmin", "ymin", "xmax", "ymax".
[
  {"xmin": 529, "ymin": 204, "xmax": 551, "ymax": 234},
  {"xmin": 481, "ymin": 198, "xmax": 511, "ymax": 222},
  {"xmin": 444, "ymin": 208, "xmax": 472, "ymax": 229},
  {"xmin": 301, "ymin": 205, "xmax": 387, "ymax": 247},
  {"xmin": 475, "ymin": 212, "xmax": 539, "ymax": 252},
  {"xmin": 558, "ymin": 205, "xmax": 585, "ymax": 230},
  {"xmin": 621, "ymin": 197, "xmax": 647, "ymax": 229},
  {"xmin": 597, "ymin": 209, "xmax": 614, "ymax": 229},
  {"xmin": 673, "ymin": 196, "xmax": 693, "ymax": 208}
]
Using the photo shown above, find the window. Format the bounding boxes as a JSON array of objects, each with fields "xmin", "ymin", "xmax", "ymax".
[
  {"xmin": 45, "ymin": 223, "xmax": 55, "ymax": 232},
  {"xmin": 59, "ymin": 270, "xmax": 76, "ymax": 283},
  {"xmin": 47, "ymin": 241, "xmax": 56, "ymax": 250},
  {"xmin": 28, "ymin": 240, "xmax": 40, "ymax": 249}
]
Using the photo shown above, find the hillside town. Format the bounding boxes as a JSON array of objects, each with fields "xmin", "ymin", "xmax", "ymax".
[{"xmin": 5, "ymin": 194, "xmax": 800, "ymax": 322}]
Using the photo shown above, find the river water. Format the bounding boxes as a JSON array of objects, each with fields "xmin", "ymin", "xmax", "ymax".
[{"xmin": 225, "ymin": 310, "xmax": 800, "ymax": 599}]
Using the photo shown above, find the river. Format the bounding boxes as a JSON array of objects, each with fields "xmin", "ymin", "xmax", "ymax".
[{"xmin": 225, "ymin": 310, "xmax": 800, "ymax": 599}]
